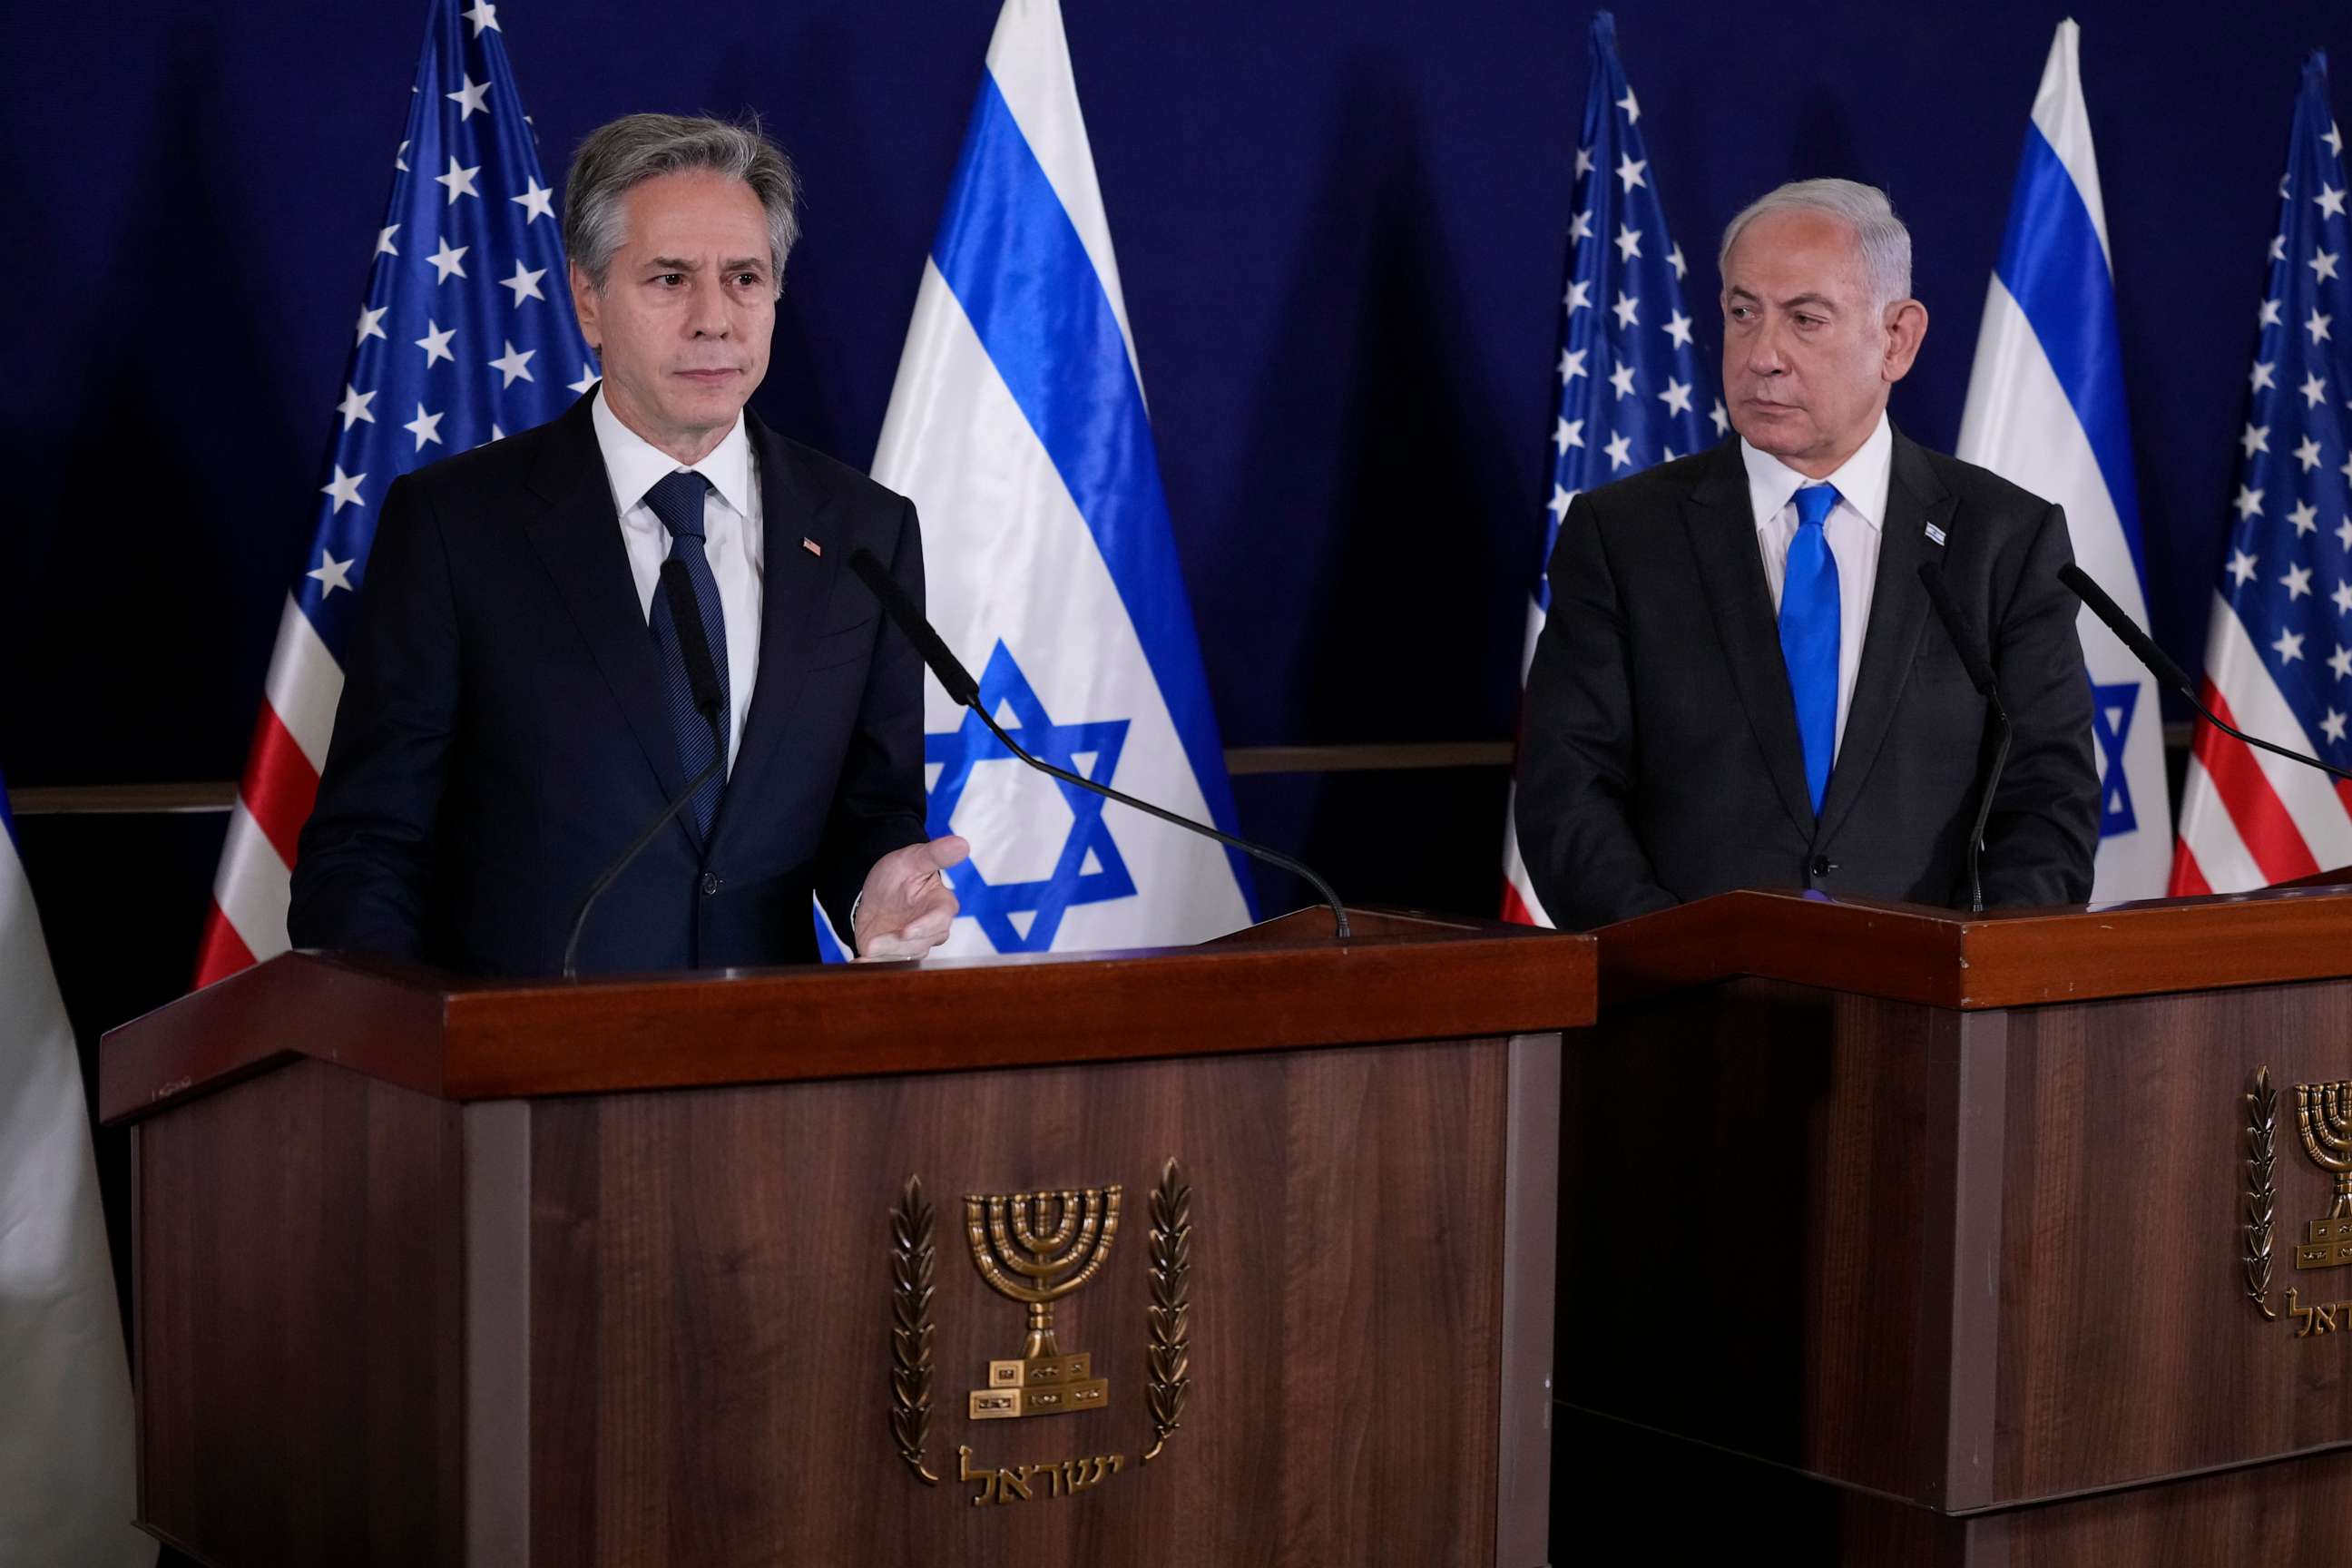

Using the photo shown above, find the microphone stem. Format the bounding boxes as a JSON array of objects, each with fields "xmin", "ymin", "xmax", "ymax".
[
  {"xmin": 563, "ymin": 749, "xmax": 724, "ymax": 979},
  {"xmin": 1968, "ymin": 709, "xmax": 2011, "ymax": 916},
  {"xmin": 964, "ymin": 699, "xmax": 1351, "ymax": 941}
]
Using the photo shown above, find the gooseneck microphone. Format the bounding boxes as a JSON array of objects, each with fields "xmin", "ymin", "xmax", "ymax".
[
  {"xmin": 563, "ymin": 562, "xmax": 728, "ymax": 978},
  {"xmin": 2060, "ymin": 563, "xmax": 2352, "ymax": 787},
  {"xmin": 1917, "ymin": 563, "xmax": 2011, "ymax": 914},
  {"xmin": 846, "ymin": 548, "xmax": 1352, "ymax": 940}
]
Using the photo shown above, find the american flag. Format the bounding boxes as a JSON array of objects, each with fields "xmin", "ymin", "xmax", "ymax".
[
  {"xmin": 1500, "ymin": 9, "xmax": 1717, "ymax": 926},
  {"xmin": 2171, "ymin": 54, "xmax": 2350, "ymax": 895},
  {"xmin": 193, "ymin": 0, "xmax": 594, "ymax": 984}
]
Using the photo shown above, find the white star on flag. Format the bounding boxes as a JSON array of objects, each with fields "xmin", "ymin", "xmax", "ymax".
[
  {"xmin": 320, "ymin": 466, "xmax": 367, "ymax": 512},
  {"xmin": 1658, "ymin": 377, "xmax": 1693, "ymax": 416},
  {"xmin": 2252, "ymin": 360, "xmax": 2278, "ymax": 389},
  {"xmin": 1710, "ymin": 398, "xmax": 1729, "ymax": 436},
  {"xmin": 1663, "ymin": 309, "xmax": 1693, "ymax": 348},
  {"xmin": 1611, "ymin": 290, "xmax": 1639, "ymax": 328},
  {"xmin": 1616, "ymin": 87, "xmax": 1639, "ymax": 123},
  {"xmin": 2283, "ymin": 563, "xmax": 2316, "ymax": 600},
  {"xmin": 2235, "ymin": 486, "xmax": 2265, "ymax": 520},
  {"xmin": 307, "ymin": 550, "xmax": 356, "ymax": 595},
  {"xmin": 463, "ymin": 1, "xmax": 500, "ymax": 34},
  {"xmin": 2291, "ymin": 498, "xmax": 2320, "ymax": 532},
  {"xmin": 1613, "ymin": 223, "xmax": 1642, "ymax": 261},
  {"xmin": 2317, "ymin": 182, "xmax": 2347, "ymax": 218},
  {"xmin": 336, "ymin": 384, "xmax": 377, "ymax": 429},
  {"xmin": 2325, "ymin": 710, "xmax": 2350, "ymax": 743},
  {"xmin": 2332, "ymin": 644, "xmax": 2352, "ymax": 679},
  {"xmin": 501, "ymin": 260, "xmax": 547, "ymax": 304},
  {"xmin": 1549, "ymin": 484, "xmax": 1573, "ymax": 520},
  {"xmin": 512, "ymin": 177, "xmax": 555, "ymax": 223},
  {"xmin": 1607, "ymin": 359, "xmax": 1637, "ymax": 398},
  {"xmin": 1603, "ymin": 431, "xmax": 1632, "ymax": 469},
  {"xmin": 427, "ymin": 236, "xmax": 469, "ymax": 282},
  {"xmin": 416, "ymin": 319, "xmax": 456, "ymax": 366},
  {"xmin": 2274, "ymin": 628, "xmax": 2307, "ymax": 664},
  {"xmin": 2301, "ymin": 370, "xmax": 2329, "ymax": 407},
  {"xmin": 2241, "ymin": 422, "xmax": 2270, "ymax": 456},
  {"xmin": 568, "ymin": 363, "xmax": 601, "ymax": 394},
  {"xmin": 2229, "ymin": 548, "xmax": 2260, "ymax": 585},
  {"xmin": 377, "ymin": 224, "xmax": 400, "ymax": 256},
  {"xmin": 1667, "ymin": 244, "xmax": 1686, "ymax": 280},
  {"xmin": 1559, "ymin": 347, "xmax": 1587, "ymax": 382},
  {"xmin": 2295, "ymin": 439, "xmax": 2325, "ymax": 474},
  {"xmin": 356, "ymin": 306, "xmax": 388, "ymax": 346},
  {"xmin": 1564, "ymin": 279, "xmax": 1592, "ymax": 313},
  {"xmin": 1553, "ymin": 416, "xmax": 1583, "ymax": 454},
  {"xmin": 404, "ymin": 403, "xmax": 446, "ymax": 450},
  {"xmin": 446, "ymin": 73, "xmax": 491, "ymax": 119},
  {"xmin": 436, "ymin": 156, "xmax": 482, "ymax": 204},
  {"xmin": 2313, "ymin": 249, "xmax": 2341, "ymax": 283},
  {"xmin": 1615, "ymin": 154, "xmax": 1646, "ymax": 192},
  {"xmin": 1569, "ymin": 210, "xmax": 1593, "ymax": 243},
  {"xmin": 489, "ymin": 339, "xmax": 536, "ymax": 387},
  {"xmin": 2308, "ymin": 309, "xmax": 2334, "ymax": 344}
]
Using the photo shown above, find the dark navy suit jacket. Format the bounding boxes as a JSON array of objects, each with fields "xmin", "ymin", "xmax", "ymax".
[
  {"xmin": 1514, "ymin": 429, "xmax": 2100, "ymax": 930},
  {"xmin": 289, "ymin": 391, "xmax": 929, "ymax": 975}
]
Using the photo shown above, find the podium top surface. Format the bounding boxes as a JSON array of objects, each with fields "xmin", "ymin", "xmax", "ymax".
[
  {"xmin": 100, "ymin": 906, "xmax": 1592, "ymax": 1125},
  {"xmin": 1597, "ymin": 883, "xmax": 2352, "ymax": 1012}
]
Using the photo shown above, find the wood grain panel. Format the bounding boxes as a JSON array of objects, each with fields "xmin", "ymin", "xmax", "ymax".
[
  {"xmin": 527, "ymin": 1039, "xmax": 1514, "ymax": 1568},
  {"xmin": 1557, "ymin": 981, "xmax": 1989, "ymax": 1503},
  {"xmin": 1597, "ymin": 886, "xmax": 2352, "ymax": 1012},
  {"xmin": 1991, "ymin": 981, "xmax": 2352, "ymax": 1499},
  {"xmin": 102, "ymin": 912, "xmax": 1594, "ymax": 1121},
  {"xmin": 1553, "ymin": 1406, "xmax": 2352, "ymax": 1568},
  {"xmin": 134, "ymin": 1058, "xmax": 464, "ymax": 1566}
]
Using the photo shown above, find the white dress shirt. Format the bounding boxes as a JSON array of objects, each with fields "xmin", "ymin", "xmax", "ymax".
[
  {"xmin": 1741, "ymin": 411, "xmax": 1893, "ymax": 756},
  {"xmin": 591, "ymin": 393, "xmax": 765, "ymax": 774}
]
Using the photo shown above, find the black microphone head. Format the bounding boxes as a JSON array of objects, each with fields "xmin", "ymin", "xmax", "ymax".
[
  {"xmin": 2058, "ymin": 563, "xmax": 2195, "ymax": 697},
  {"xmin": 658, "ymin": 558, "xmax": 724, "ymax": 718},
  {"xmin": 848, "ymin": 547, "xmax": 982, "ymax": 706},
  {"xmin": 1916, "ymin": 562, "xmax": 2000, "ymax": 699}
]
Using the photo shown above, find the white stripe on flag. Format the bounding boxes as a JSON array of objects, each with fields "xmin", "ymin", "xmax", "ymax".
[
  {"xmin": 2202, "ymin": 592, "xmax": 2352, "ymax": 867},
  {"xmin": 0, "ymin": 825, "xmax": 150, "ymax": 1566},
  {"xmin": 2027, "ymin": 21, "xmax": 2112, "ymax": 264},
  {"xmin": 2175, "ymin": 752, "xmax": 2267, "ymax": 891},
  {"xmin": 211, "ymin": 799, "xmax": 294, "ymax": 964},
  {"xmin": 981, "ymin": 0, "xmax": 1141, "ymax": 387},
  {"xmin": 262, "ymin": 593, "xmax": 346, "ymax": 773}
]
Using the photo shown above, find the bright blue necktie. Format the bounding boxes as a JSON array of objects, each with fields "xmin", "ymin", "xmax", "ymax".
[
  {"xmin": 1779, "ymin": 483, "xmax": 1841, "ymax": 817},
  {"xmin": 643, "ymin": 470, "xmax": 730, "ymax": 839}
]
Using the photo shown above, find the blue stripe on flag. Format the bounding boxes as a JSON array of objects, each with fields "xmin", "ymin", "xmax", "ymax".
[
  {"xmin": 928, "ymin": 71, "xmax": 1253, "ymax": 900},
  {"xmin": 0, "ymin": 764, "xmax": 15, "ymax": 850},
  {"xmin": 1994, "ymin": 124, "xmax": 2148, "ymax": 582}
]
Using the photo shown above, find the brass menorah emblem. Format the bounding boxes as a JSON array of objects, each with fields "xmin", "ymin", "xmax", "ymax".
[
  {"xmin": 2293, "ymin": 1080, "xmax": 2352, "ymax": 1271},
  {"xmin": 965, "ymin": 1186, "xmax": 1122, "ymax": 1420}
]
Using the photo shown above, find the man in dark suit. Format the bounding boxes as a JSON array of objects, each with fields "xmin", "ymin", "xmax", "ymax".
[
  {"xmin": 1515, "ymin": 179, "xmax": 2098, "ymax": 930},
  {"xmin": 290, "ymin": 113, "xmax": 965, "ymax": 974}
]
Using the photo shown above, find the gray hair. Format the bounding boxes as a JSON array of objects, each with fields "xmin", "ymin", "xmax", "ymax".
[
  {"xmin": 1718, "ymin": 179, "xmax": 1912, "ymax": 310},
  {"xmin": 563, "ymin": 113, "xmax": 800, "ymax": 292}
]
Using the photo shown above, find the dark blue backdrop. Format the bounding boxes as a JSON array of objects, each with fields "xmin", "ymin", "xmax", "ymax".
[{"xmin": 4, "ymin": 0, "xmax": 2347, "ymax": 996}]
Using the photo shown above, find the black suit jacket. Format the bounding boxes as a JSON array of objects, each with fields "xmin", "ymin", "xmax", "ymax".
[
  {"xmin": 1514, "ymin": 428, "xmax": 2098, "ymax": 930},
  {"xmin": 289, "ymin": 391, "xmax": 929, "ymax": 975}
]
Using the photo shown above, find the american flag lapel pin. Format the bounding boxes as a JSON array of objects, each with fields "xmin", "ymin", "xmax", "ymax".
[{"xmin": 801, "ymin": 537, "xmax": 823, "ymax": 557}]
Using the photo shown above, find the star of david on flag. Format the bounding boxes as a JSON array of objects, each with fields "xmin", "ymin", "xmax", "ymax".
[
  {"xmin": 2173, "ymin": 54, "xmax": 2352, "ymax": 893},
  {"xmin": 1501, "ymin": 9, "xmax": 1716, "ymax": 927},
  {"xmin": 926, "ymin": 643, "xmax": 1136, "ymax": 951},
  {"xmin": 193, "ymin": 0, "xmax": 594, "ymax": 986},
  {"xmin": 869, "ymin": 0, "xmax": 1255, "ymax": 956},
  {"xmin": 1956, "ymin": 19, "xmax": 2173, "ymax": 899}
]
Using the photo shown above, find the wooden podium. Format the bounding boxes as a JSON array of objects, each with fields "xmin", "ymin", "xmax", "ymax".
[
  {"xmin": 1558, "ymin": 887, "xmax": 2352, "ymax": 1566},
  {"xmin": 100, "ymin": 909, "xmax": 1592, "ymax": 1568}
]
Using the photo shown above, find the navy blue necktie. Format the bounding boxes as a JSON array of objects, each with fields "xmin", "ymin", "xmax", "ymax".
[
  {"xmin": 643, "ymin": 470, "xmax": 730, "ymax": 839},
  {"xmin": 1779, "ymin": 483, "xmax": 1841, "ymax": 817}
]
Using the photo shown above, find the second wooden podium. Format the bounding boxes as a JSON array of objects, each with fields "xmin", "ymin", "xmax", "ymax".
[{"xmin": 102, "ymin": 908, "xmax": 1591, "ymax": 1568}]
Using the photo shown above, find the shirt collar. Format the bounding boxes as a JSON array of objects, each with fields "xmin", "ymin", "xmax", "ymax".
[
  {"xmin": 1739, "ymin": 410, "xmax": 1894, "ymax": 533},
  {"xmin": 591, "ymin": 388, "xmax": 753, "ymax": 520}
]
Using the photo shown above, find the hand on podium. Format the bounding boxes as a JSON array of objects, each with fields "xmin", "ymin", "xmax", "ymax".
[{"xmin": 854, "ymin": 836, "xmax": 970, "ymax": 959}]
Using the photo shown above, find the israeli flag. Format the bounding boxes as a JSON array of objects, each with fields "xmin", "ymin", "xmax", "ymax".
[
  {"xmin": 870, "ymin": 0, "xmax": 1257, "ymax": 954},
  {"xmin": 1957, "ymin": 19, "xmax": 2172, "ymax": 900}
]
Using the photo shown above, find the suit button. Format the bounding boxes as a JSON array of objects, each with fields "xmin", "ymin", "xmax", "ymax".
[
  {"xmin": 1809, "ymin": 856, "xmax": 1832, "ymax": 877},
  {"xmin": 701, "ymin": 872, "xmax": 720, "ymax": 896}
]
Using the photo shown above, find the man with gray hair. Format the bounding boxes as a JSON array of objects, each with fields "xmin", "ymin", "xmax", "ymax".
[
  {"xmin": 291, "ymin": 113, "xmax": 966, "ymax": 973},
  {"xmin": 1515, "ymin": 178, "xmax": 2099, "ymax": 928}
]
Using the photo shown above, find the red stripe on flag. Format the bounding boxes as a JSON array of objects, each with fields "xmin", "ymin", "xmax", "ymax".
[
  {"xmin": 2168, "ymin": 841, "xmax": 2210, "ymax": 897},
  {"xmin": 191, "ymin": 903, "xmax": 258, "ymax": 989},
  {"xmin": 1500, "ymin": 881, "xmax": 1536, "ymax": 926},
  {"xmin": 240, "ymin": 702, "xmax": 321, "ymax": 868},
  {"xmin": 2193, "ymin": 685, "xmax": 2322, "ymax": 885}
]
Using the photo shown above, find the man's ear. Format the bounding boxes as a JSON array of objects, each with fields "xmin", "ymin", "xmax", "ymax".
[
  {"xmin": 1882, "ymin": 298, "xmax": 1929, "ymax": 385},
  {"xmin": 569, "ymin": 262, "xmax": 602, "ymax": 350}
]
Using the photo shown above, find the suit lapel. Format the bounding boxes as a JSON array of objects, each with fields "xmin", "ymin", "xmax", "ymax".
[
  {"xmin": 707, "ymin": 416, "xmax": 848, "ymax": 855},
  {"xmin": 1683, "ymin": 442, "xmax": 1818, "ymax": 837},
  {"xmin": 1816, "ymin": 429, "xmax": 1956, "ymax": 841},
  {"xmin": 520, "ymin": 391, "xmax": 700, "ymax": 850}
]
